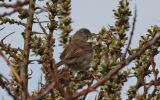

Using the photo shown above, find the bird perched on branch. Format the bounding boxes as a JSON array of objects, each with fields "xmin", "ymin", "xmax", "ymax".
[{"xmin": 56, "ymin": 28, "xmax": 95, "ymax": 71}]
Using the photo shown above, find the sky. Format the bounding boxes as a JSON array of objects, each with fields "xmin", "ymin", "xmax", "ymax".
[{"xmin": 0, "ymin": 0, "xmax": 160, "ymax": 100}]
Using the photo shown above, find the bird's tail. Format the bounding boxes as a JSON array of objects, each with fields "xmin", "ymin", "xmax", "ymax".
[{"xmin": 56, "ymin": 61, "xmax": 64, "ymax": 67}]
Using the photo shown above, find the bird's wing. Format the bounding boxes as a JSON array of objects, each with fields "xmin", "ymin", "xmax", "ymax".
[{"xmin": 60, "ymin": 41, "xmax": 92, "ymax": 60}]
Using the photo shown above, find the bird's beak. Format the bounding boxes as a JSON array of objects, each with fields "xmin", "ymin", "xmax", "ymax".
[
  {"xmin": 87, "ymin": 33, "xmax": 98, "ymax": 43},
  {"xmin": 92, "ymin": 33, "xmax": 98, "ymax": 37}
]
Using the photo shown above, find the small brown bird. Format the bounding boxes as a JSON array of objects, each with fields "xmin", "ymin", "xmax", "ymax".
[{"xmin": 56, "ymin": 28, "xmax": 95, "ymax": 71}]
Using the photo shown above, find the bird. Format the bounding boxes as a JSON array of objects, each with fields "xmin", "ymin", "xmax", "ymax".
[{"xmin": 56, "ymin": 28, "xmax": 95, "ymax": 71}]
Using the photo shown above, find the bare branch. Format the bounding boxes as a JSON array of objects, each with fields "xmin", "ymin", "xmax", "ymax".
[
  {"xmin": 35, "ymin": 16, "xmax": 47, "ymax": 34},
  {"xmin": 0, "ymin": 73, "xmax": 17, "ymax": 99},
  {"xmin": 0, "ymin": 10, "xmax": 17, "ymax": 17},
  {"xmin": 34, "ymin": 81, "xmax": 57, "ymax": 100},
  {"xmin": 32, "ymin": 31, "xmax": 45, "ymax": 34},
  {"xmin": 1, "ymin": 32, "xmax": 15, "ymax": 42},
  {"xmin": 123, "ymin": 6, "xmax": 137, "ymax": 59},
  {"xmin": 33, "ymin": 20, "xmax": 50, "ymax": 24},
  {"xmin": 0, "ymin": 27, "xmax": 5, "ymax": 31},
  {"xmin": 35, "ymin": 7, "xmax": 47, "ymax": 14},
  {"xmin": 0, "ymin": 73, "xmax": 9, "ymax": 83}
]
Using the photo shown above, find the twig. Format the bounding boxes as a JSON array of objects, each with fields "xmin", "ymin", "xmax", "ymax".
[
  {"xmin": 0, "ymin": 27, "xmax": 5, "ymax": 31},
  {"xmin": 35, "ymin": 16, "xmax": 47, "ymax": 34},
  {"xmin": 35, "ymin": 7, "xmax": 47, "ymax": 14},
  {"xmin": 123, "ymin": 6, "xmax": 137, "ymax": 59},
  {"xmin": 32, "ymin": 31, "xmax": 45, "ymax": 34},
  {"xmin": 29, "ymin": 59, "xmax": 42, "ymax": 64},
  {"xmin": 0, "ymin": 17, "xmax": 26, "ymax": 26},
  {"xmin": 0, "ymin": 1, "xmax": 29, "ymax": 8},
  {"xmin": 0, "ymin": 73, "xmax": 17, "ymax": 99},
  {"xmin": 33, "ymin": 20, "xmax": 50, "ymax": 23},
  {"xmin": 0, "ymin": 1, "xmax": 29, "ymax": 17},
  {"xmin": 1, "ymin": 96, "xmax": 4, "ymax": 100},
  {"xmin": 0, "ymin": 42, "xmax": 23, "ymax": 61},
  {"xmin": 82, "ymin": 79, "xmax": 94, "ymax": 100},
  {"xmin": 38, "ymin": 74, "xmax": 43, "ymax": 91},
  {"xmin": 34, "ymin": 46, "xmax": 60, "ymax": 99},
  {"xmin": 0, "ymin": 73, "xmax": 9, "ymax": 83},
  {"xmin": 34, "ymin": 81, "xmax": 57, "ymax": 100},
  {"xmin": 0, "ymin": 10, "xmax": 17, "ymax": 17},
  {"xmin": 36, "ymin": 60, "xmax": 62, "ymax": 99},
  {"xmin": 148, "ymin": 78, "xmax": 160, "ymax": 99},
  {"xmin": 28, "ymin": 69, "xmax": 33, "ymax": 79},
  {"xmin": 1, "ymin": 32, "xmax": 15, "ymax": 42}
]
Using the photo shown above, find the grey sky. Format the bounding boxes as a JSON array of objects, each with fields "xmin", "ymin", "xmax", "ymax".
[{"xmin": 0, "ymin": 0, "xmax": 160, "ymax": 99}]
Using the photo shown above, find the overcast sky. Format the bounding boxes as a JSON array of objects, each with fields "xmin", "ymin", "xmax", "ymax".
[{"xmin": 0, "ymin": 0, "xmax": 160, "ymax": 99}]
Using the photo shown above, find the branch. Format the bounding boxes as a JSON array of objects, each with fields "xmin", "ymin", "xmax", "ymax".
[
  {"xmin": 0, "ymin": 17, "xmax": 26, "ymax": 26},
  {"xmin": 35, "ymin": 7, "xmax": 47, "ymax": 14},
  {"xmin": 1, "ymin": 31, "xmax": 15, "ymax": 42},
  {"xmin": 0, "ymin": 43, "xmax": 23, "ymax": 61},
  {"xmin": 82, "ymin": 79, "xmax": 94, "ymax": 100},
  {"xmin": 0, "ymin": 33, "xmax": 23, "ymax": 60},
  {"xmin": 123, "ymin": 6, "xmax": 137, "ymax": 59},
  {"xmin": 33, "ymin": 20, "xmax": 50, "ymax": 24},
  {"xmin": 32, "ymin": 31, "xmax": 46, "ymax": 34},
  {"xmin": 35, "ymin": 16, "xmax": 47, "ymax": 34},
  {"xmin": 20, "ymin": 0, "xmax": 36, "ymax": 99},
  {"xmin": 0, "ymin": 27, "xmax": 5, "ymax": 31},
  {"xmin": 0, "ymin": 10, "xmax": 17, "ymax": 17},
  {"xmin": 148, "ymin": 78, "xmax": 160, "ymax": 100},
  {"xmin": 34, "ymin": 81, "xmax": 57, "ymax": 100},
  {"xmin": 0, "ymin": 1, "xmax": 29, "ymax": 17},
  {"xmin": 0, "ymin": 73, "xmax": 17, "ymax": 99},
  {"xmin": 0, "ymin": 1, "xmax": 29, "ymax": 8}
]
